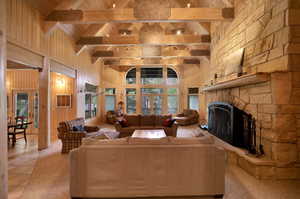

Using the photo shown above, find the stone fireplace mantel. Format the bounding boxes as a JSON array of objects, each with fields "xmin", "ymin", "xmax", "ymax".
[{"xmin": 202, "ymin": 73, "xmax": 270, "ymax": 92}]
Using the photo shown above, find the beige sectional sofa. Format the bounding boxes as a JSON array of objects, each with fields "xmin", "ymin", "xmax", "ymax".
[
  {"xmin": 70, "ymin": 135, "xmax": 225, "ymax": 199},
  {"xmin": 114, "ymin": 114, "xmax": 178, "ymax": 137}
]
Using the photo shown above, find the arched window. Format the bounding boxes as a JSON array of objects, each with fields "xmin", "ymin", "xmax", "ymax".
[
  {"xmin": 126, "ymin": 68, "xmax": 136, "ymax": 84},
  {"xmin": 167, "ymin": 68, "xmax": 178, "ymax": 85},
  {"xmin": 125, "ymin": 66, "xmax": 179, "ymax": 115}
]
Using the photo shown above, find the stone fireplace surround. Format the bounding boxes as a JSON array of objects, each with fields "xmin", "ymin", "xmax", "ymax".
[{"xmin": 203, "ymin": 72, "xmax": 300, "ymax": 180}]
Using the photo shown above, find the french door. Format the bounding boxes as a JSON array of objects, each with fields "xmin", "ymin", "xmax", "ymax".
[
  {"xmin": 141, "ymin": 95, "xmax": 163, "ymax": 115},
  {"xmin": 12, "ymin": 90, "xmax": 39, "ymax": 134}
]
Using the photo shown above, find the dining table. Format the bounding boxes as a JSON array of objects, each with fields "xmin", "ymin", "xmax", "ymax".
[{"xmin": 7, "ymin": 121, "xmax": 33, "ymax": 145}]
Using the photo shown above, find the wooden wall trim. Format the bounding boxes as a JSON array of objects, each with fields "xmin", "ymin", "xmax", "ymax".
[
  {"xmin": 38, "ymin": 57, "xmax": 51, "ymax": 150},
  {"xmin": 0, "ymin": 0, "xmax": 7, "ymax": 198},
  {"xmin": 50, "ymin": 60, "xmax": 76, "ymax": 79},
  {"xmin": 7, "ymin": 42, "xmax": 44, "ymax": 68}
]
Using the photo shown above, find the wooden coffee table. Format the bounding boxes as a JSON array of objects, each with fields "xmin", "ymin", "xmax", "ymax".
[{"xmin": 132, "ymin": 129, "xmax": 166, "ymax": 138}]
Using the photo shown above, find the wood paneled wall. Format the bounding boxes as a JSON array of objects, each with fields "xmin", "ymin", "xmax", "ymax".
[
  {"xmin": 50, "ymin": 72, "xmax": 76, "ymax": 142},
  {"xmin": 6, "ymin": 0, "xmax": 101, "ymax": 121}
]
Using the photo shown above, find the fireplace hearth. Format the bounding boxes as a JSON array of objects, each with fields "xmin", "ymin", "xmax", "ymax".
[{"xmin": 207, "ymin": 102, "xmax": 256, "ymax": 153}]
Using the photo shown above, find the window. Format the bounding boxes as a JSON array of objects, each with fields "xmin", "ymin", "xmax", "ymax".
[
  {"xmin": 167, "ymin": 88, "xmax": 178, "ymax": 114},
  {"xmin": 105, "ymin": 88, "xmax": 116, "ymax": 111},
  {"xmin": 167, "ymin": 68, "xmax": 178, "ymax": 85},
  {"xmin": 124, "ymin": 67, "xmax": 179, "ymax": 115},
  {"xmin": 188, "ymin": 88, "xmax": 199, "ymax": 110},
  {"xmin": 85, "ymin": 83, "xmax": 98, "ymax": 119},
  {"xmin": 126, "ymin": 68, "xmax": 136, "ymax": 84},
  {"xmin": 126, "ymin": 89, "xmax": 136, "ymax": 114},
  {"xmin": 141, "ymin": 68, "xmax": 163, "ymax": 84},
  {"xmin": 141, "ymin": 88, "xmax": 163, "ymax": 94}
]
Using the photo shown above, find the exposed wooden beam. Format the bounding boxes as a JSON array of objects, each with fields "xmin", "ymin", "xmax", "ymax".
[
  {"xmin": 46, "ymin": 8, "xmax": 234, "ymax": 23},
  {"xmin": 75, "ymin": 0, "xmax": 131, "ymax": 55},
  {"xmin": 77, "ymin": 35, "xmax": 211, "ymax": 46},
  {"xmin": 43, "ymin": 0, "xmax": 84, "ymax": 35},
  {"xmin": 102, "ymin": 58, "xmax": 201, "ymax": 66},
  {"xmin": 92, "ymin": 49, "xmax": 210, "ymax": 58}
]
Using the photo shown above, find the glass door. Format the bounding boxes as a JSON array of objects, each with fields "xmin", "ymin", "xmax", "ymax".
[
  {"xmin": 142, "ymin": 95, "xmax": 152, "ymax": 115},
  {"xmin": 13, "ymin": 90, "xmax": 39, "ymax": 134}
]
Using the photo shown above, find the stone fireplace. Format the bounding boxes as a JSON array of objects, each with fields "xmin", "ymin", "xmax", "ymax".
[{"xmin": 201, "ymin": 0, "xmax": 300, "ymax": 179}]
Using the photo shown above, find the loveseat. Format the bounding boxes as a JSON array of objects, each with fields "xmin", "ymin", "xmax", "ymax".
[
  {"xmin": 70, "ymin": 135, "xmax": 225, "ymax": 199},
  {"xmin": 175, "ymin": 109, "xmax": 199, "ymax": 126},
  {"xmin": 114, "ymin": 115, "xmax": 178, "ymax": 137},
  {"xmin": 57, "ymin": 118, "xmax": 101, "ymax": 153}
]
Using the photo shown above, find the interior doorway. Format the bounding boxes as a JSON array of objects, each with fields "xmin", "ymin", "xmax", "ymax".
[{"xmin": 12, "ymin": 90, "xmax": 39, "ymax": 134}]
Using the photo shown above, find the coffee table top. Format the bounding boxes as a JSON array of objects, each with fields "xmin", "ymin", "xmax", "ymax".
[{"xmin": 132, "ymin": 129, "xmax": 166, "ymax": 139}]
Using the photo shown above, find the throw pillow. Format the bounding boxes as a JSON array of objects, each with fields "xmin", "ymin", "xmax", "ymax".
[
  {"xmin": 119, "ymin": 119, "xmax": 129, "ymax": 127},
  {"xmin": 73, "ymin": 125, "xmax": 84, "ymax": 132},
  {"xmin": 163, "ymin": 118, "xmax": 175, "ymax": 127}
]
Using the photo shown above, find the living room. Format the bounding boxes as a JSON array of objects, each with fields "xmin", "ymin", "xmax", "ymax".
[{"xmin": 1, "ymin": 0, "xmax": 300, "ymax": 199}]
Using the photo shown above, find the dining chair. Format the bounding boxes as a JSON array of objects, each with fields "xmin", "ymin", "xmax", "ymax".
[{"xmin": 8, "ymin": 116, "xmax": 28, "ymax": 146}]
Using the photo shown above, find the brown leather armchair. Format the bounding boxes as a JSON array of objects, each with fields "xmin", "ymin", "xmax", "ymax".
[{"xmin": 175, "ymin": 109, "xmax": 199, "ymax": 126}]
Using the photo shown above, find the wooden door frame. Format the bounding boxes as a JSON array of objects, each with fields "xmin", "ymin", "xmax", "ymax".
[
  {"xmin": 11, "ymin": 89, "xmax": 39, "ymax": 134},
  {"xmin": 0, "ymin": 0, "xmax": 7, "ymax": 198}
]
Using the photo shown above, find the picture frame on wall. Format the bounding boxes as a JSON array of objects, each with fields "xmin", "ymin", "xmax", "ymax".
[{"xmin": 56, "ymin": 95, "xmax": 72, "ymax": 108}]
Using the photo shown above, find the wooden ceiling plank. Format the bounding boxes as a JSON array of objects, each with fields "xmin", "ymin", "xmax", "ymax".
[{"xmin": 45, "ymin": 8, "xmax": 235, "ymax": 23}]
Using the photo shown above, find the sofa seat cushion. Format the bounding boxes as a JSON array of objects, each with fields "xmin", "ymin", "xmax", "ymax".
[
  {"xmin": 168, "ymin": 136, "xmax": 214, "ymax": 145},
  {"xmin": 86, "ymin": 131, "xmax": 102, "ymax": 137},
  {"xmin": 128, "ymin": 137, "xmax": 169, "ymax": 145},
  {"xmin": 140, "ymin": 115, "xmax": 156, "ymax": 126}
]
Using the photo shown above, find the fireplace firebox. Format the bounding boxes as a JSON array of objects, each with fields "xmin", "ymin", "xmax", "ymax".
[{"xmin": 207, "ymin": 102, "xmax": 256, "ymax": 152}]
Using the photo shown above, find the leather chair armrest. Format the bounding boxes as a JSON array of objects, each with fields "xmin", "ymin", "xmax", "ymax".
[
  {"xmin": 84, "ymin": 126, "xmax": 99, "ymax": 133},
  {"xmin": 177, "ymin": 113, "xmax": 184, "ymax": 117}
]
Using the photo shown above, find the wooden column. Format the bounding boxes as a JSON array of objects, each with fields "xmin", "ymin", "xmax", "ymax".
[
  {"xmin": 38, "ymin": 57, "xmax": 51, "ymax": 150},
  {"xmin": 0, "ymin": 0, "xmax": 8, "ymax": 198}
]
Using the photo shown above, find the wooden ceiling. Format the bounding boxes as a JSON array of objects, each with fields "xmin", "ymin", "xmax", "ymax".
[{"xmin": 30, "ymin": 0, "xmax": 235, "ymax": 66}]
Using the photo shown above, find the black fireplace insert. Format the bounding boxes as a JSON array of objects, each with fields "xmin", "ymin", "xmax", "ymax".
[{"xmin": 207, "ymin": 102, "xmax": 256, "ymax": 152}]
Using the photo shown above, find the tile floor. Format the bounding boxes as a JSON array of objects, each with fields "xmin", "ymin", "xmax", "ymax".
[{"xmin": 8, "ymin": 125, "xmax": 300, "ymax": 199}]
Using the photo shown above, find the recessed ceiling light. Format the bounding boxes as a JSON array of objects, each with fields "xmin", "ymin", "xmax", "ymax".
[{"xmin": 176, "ymin": 30, "xmax": 182, "ymax": 35}]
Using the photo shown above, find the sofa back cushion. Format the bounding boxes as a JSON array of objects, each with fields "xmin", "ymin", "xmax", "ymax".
[
  {"xmin": 128, "ymin": 137, "xmax": 169, "ymax": 145},
  {"xmin": 125, "ymin": 115, "xmax": 140, "ymax": 126},
  {"xmin": 168, "ymin": 136, "xmax": 214, "ymax": 145},
  {"xmin": 155, "ymin": 115, "xmax": 172, "ymax": 126},
  {"xmin": 83, "ymin": 137, "xmax": 129, "ymax": 145},
  {"xmin": 140, "ymin": 115, "xmax": 156, "ymax": 126},
  {"xmin": 59, "ymin": 118, "xmax": 85, "ymax": 132}
]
